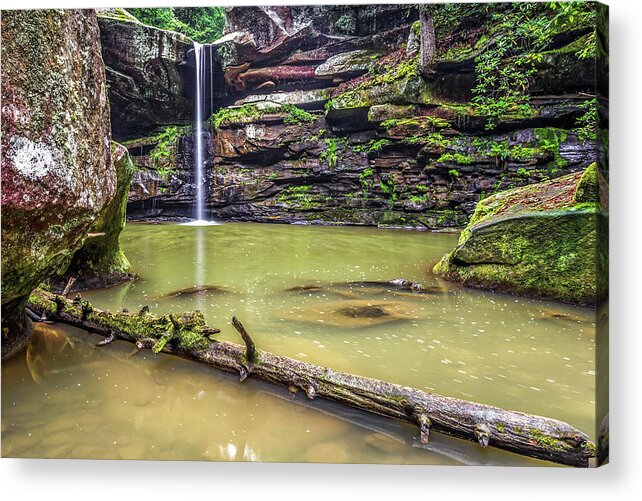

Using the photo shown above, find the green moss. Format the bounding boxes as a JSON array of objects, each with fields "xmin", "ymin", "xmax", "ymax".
[
  {"xmin": 438, "ymin": 153, "xmax": 473, "ymax": 165},
  {"xmin": 28, "ymin": 289, "xmax": 210, "ymax": 352},
  {"xmin": 403, "ymin": 131, "xmax": 452, "ymax": 149},
  {"xmin": 381, "ymin": 116, "xmax": 450, "ymax": 130},
  {"xmin": 574, "ymin": 163, "xmax": 599, "ymax": 203},
  {"xmin": 436, "ymin": 209, "xmax": 461, "ymax": 226},
  {"xmin": 408, "ymin": 194, "xmax": 428, "ymax": 204},
  {"xmin": 329, "ymin": 55, "xmax": 422, "ymax": 110},
  {"xmin": 56, "ymin": 143, "xmax": 135, "ymax": 285},
  {"xmin": 380, "ymin": 118, "xmax": 420, "ymax": 129},
  {"xmin": 359, "ymin": 167, "xmax": 375, "ymax": 193},
  {"xmin": 210, "ymin": 103, "xmax": 282, "ymax": 128},
  {"xmin": 528, "ymin": 428, "xmax": 578, "ymax": 453},
  {"xmin": 276, "ymin": 185, "xmax": 317, "ymax": 210},
  {"xmin": 354, "ymin": 138, "xmax": 393, "ymax": 154},
  {"xmin": 434, "ymin": 171, "xmax": 601, "ymax": 305},
  {"xmin": 96, "ymin": 8, "xmax": 139, "ymax": 23},
  {"xmin": 282, "ymin": 105, "xmax": 316, "ymax": 125},
  {"xmin": 148, "ymin": 126, "xmax": 183, "ymax": 179}
]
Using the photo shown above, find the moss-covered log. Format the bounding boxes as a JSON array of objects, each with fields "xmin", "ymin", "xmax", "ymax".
[{"xmin": 27, "ymin": 288, "xmax": 595, "ymax": 467}]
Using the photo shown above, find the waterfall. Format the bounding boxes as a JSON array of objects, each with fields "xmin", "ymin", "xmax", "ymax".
[
  {"xmin": 209, "ymin": 46, "xmax": 214, "ymax": 117},
  {"xmin": 183, "ymin": 43, "xmax": 219, "ymax": 226},
  {"xmin": 193, "ymin": 42, "xmax": 205, "ymax": 222}
]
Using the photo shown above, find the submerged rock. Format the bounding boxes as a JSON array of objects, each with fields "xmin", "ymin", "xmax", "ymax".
[
  {"xmin": 281, "ymin": 299, "xmax": 423, "ymax": 328},
  {"xmin": 433, "ymin": 164, "xmax": 606, "ymax": 305},
  {"xmin": 158, "ymin": 285, "xmax": 232, "ymax": 299},
  {"xmin": 364, "ymin": 433, "xmax": 408, "ymax": 455},
  {"xmin": 1, "ymin": 9, "xmax": 115, "ymax": 359}
]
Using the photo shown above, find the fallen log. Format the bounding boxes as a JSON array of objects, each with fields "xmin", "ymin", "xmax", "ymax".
[{"xmin": 26, "ymin": 288, "xmax": 595, "ymax": 467}]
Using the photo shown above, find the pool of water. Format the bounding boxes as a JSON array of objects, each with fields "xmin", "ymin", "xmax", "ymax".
[{"xmin": 1, "ymin": 222, "xmax": 596, "ymax": 465}]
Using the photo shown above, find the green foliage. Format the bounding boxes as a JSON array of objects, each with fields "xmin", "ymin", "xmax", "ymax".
[
  {"xmin": 470, "ymin": 2, "xmax": 596, "ymax": 130},
  {"xmin": 488, "ymin": 139, "xmax": 511, "ymax": 163},
  {"xmin": 438, "ymin": 153, "xmax": 473, "ymax": 165},
  {"xmin": 320, "ymin": 138, "xmax": 347, "ymax": 169},
  {"xmin": 574, "ymin": 98, "xmax": 598, "ymax": 142},
  {"xmin": 379, "ymin": 176, "xmax": 398, "ymax": 204},
  {"xmin": 334, "ymin": 14, "xmax": 356, "ymax": 35},
  {"xmin": 548, "ymin": 2, "xmax": 598, "ymax": 60},
  {"xmin": 282, "ymin": 105, "xmax": 316, "ymax": 125},
  {"xmin": 149, "ymin": 126, "xmax": 181, "ymax": 179},
  {"xmin": 403, "ymin": 132, "xmax": 451, "ymax": 149},
  {"xmin": 276, "ymin": 185, "xmax": 315, "ymax": 209},
  {"xmin": 128, "ymin": 7, "xmax": 226, "ymax": 43},
  {"xmin": 448, "ymin": 168, "xmax": 460, "ymax": 178},
  {"xmin": 516, "ymin": 167, "xmax": 531, "ymax": 178},
  {"xmin": 509, "ymin": 144, "xmax": 540, "ymax": 160},
  {"xmin": 433, "ymin": 2, "xmax": 492, "ymax": 42},
  {"xmin": 536, "ymin": 129, "xmax": 568, "ymax": 169},
  {"xmin": 211, "ymin": 105, "xmax": 260, "ymax": 128},
  {"xmin": 359, "ymin": 167, "xmax": 374, "ymax": 192},
  {"xmin": 354, "ymin": 139, "xmax": 393, "ymax": 154},
  {"xmin": 436, "ymin": 209, "xmax": 459, "ymax": 225},
  {"xmin": 409, "ymin": 194, "xmax": 429, "ymax": 204}
]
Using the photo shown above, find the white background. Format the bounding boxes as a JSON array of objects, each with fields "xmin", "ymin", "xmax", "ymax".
[{"xmin": 0, "ymin": 0, "xmax": 640, "ymax": 499}]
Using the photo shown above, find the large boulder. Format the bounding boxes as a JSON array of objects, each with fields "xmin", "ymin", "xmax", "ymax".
[
  {"xmin": 1, "ymin": 9, "xmax": 116, "ymax": 358},
  {"xmin": 51, "ymin": 143, "xmax": 136, "ymax": 292},
  {"xmin": 433, "ymin": 165, "xmax": 606, "ymax": 305}
]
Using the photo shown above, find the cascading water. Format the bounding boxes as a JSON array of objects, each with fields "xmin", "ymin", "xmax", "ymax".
[
  {"xmin": 193, "ymin": 42, "xmax": 205, "ymax": 222},
  {"xmin": 184, "ymin": 43, "xmax": 219, "ymax": 226}
]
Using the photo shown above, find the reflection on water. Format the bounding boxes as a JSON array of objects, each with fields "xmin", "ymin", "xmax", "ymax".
[{"xmin": 2, "ymin": 222, "xmax": 596, "ymax": 464}]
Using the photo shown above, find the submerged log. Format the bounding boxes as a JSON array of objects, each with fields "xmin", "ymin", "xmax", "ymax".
[{"xmin": 26, "ymin": 288, "xmax": 595, "ymax": 467}]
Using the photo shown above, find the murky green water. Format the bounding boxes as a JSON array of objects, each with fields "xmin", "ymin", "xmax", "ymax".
[{"xmin": 2, "ymin": 222, "xmax": 596, "ymax": 465}]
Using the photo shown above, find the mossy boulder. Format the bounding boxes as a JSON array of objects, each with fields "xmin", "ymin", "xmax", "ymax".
[
  {"xmin": 574, "ymin": 162, "xmax": 599, "ymax": 203},
  {"xmin": 52, "ymin": 143, "xmax": 136, "ymax": 291},
  {"xmin": 1, "ymin": 9, "xmax": 116, "ymax": 358},
  {"xmin": 433, "ymin": 166, "xmax": 605, "ymax": 305},
  {"xmin": 315, "ymin": 50, "xmax": 380, "ymax": 79}
]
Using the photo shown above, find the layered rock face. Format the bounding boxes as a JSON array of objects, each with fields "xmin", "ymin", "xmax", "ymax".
[
  {"xmin": 433, "ymin": 164, "xmax": 606, "ymax": 305},
  {"xmin": 123, "ymin": 5, "xmax": 597, "ymax": 227},
  {"xmin": 97, "ymin": 9, "xmax": 223, "ymax": 140},
  {"xmin": 1, "ymin": 9, "xmax": 116, "ymax": 358}
]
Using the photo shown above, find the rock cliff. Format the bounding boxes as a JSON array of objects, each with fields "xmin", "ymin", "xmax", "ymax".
[
  {"xmin": 97, "ymin": 9, "xmax": 224, "ymax": 140},
  {"xmin": 1, "ymin": 9, "xmax": 116, "ymax": 358},
  {"xmin": 120, "ymin": 5, "xmax": 598, "ymax": 228}
]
